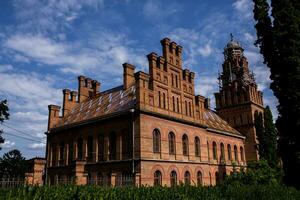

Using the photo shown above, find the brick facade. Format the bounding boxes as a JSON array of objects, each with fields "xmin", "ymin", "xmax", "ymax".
[{"xmin": 45, "ymin": 38, "xmax": 256, "ymax": 186}]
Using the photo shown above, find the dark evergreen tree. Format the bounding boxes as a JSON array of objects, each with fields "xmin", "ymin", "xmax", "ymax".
[
  {"xmin": 263, "ymin": 106, "xmax": 278, "ymax": 167},
  {"xmin": 0, "ymin": 99, "xmax": 9, "ymax": 150},
  {"xmin": 254, "ymin": 111, "xmax": 266, "ymax": 159},
  {"xmin": 0, "ymin": 149, "xmax": 28, "ymax": 179},
  {"xmin": 253, "ymin": 0, "xmax": 300, "ymax": 186}
]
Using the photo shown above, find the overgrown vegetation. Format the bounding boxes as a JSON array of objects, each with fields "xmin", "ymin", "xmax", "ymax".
[{"xmin": 0, "ymin": 99, "xmax": 9, "ymax": 150}]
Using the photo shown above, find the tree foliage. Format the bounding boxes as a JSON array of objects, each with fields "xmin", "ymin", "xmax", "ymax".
[
  {"xmin": 253, "ymin": 0, "xmax": 300, "ymax": 187},
  {"xmin": 0, "ymin": 99, "xmax": 9, "ymax": 150},
  {"xmin": 0, "ymin": 149, "xmax": 28, "ymax": 179}
]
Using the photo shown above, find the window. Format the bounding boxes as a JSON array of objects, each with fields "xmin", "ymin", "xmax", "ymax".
[
  {"xmin": 195, "ymin": 137, "xmax": 201, "ymax": 158},
  {"xmin": 153, "ymin": 129, "xmax": 161, "ymax": 153},
  {"xmin": 227, "ymin": 144, "xmax": 232, "ymax": 161},
  {"xmin": 170, "ymin": 171, "xmax": 177, "ymax": 187},
  {"xmin": 172, "ymin": 74, "xmax": 174, "ymax": 86},
  {"xmin": 240, "ymin": 147, "xmax": 244, "ymax": 162},
  {"xmin": 175, "ymin": 75, "xmax": 178, "ymax": 87},
  {"xmin": 184, "ymin": 171, "xmax": 191, "ymax": 185},
  {"xmin": 163, "ymin": 93, "xmax": 166, "ymax": 109},
  {"xmin": 77, "ymin": 138, "xmax": 83, "ymax": 159},
  {"xmin": 154, "ymin": 170, "xmax": 162, "ymax": 186},
  {"xmin": 240, "ymin": 115, "xmax": 243, "ymax": 125},
  {"xmin": 197, "ymin": 171, "xmax": 203, "ymax": 186},
  {"xmin": 189, "ymin": 102, "xmax": 192, "ymax": 116},
  {"xmin": 215, "ymin": 172, "xmax": 219, "ymax": 185},
  {"xmin": 109, "ymin": 132, "xmax": 116, "ymax": 160},
  {"xmin": 87, "ymin": 136, "xmax": 93, "ymax": 160},
  {"xmin": 207, "ymin": 141, "xmax": 210, "ymax": 161},
  {"xmin": 213, "ymin": 141, "xmax": 217, "ymax": 160},
  {"xmin": 220, "ymin": 143, "xmax": 225, "ymax": 161},
  {"xmin": 69, "ymin": 141, "xmax": 73, "ymax": 163},
  {"xmin": 168, "ymin": 132, "xmax": 176, "ymax": 155},
  {"xmin": 98, "ymin": 135, "xmax": 104, "ymax": 161},
  {"xmin": 97, "ymin": 172, "xmax": 103, "ymax": 186},
  {"xmin": 172, "ymin": 96, "xmax": 175, "ymax": 112},
  {"xmin": 158, "ymin": 91, "xmax": 161, "ymax": 108},
  {"xmin": 177, "ymin": 98, "xmax": 180, "ymax": 113},
  {"xmin": 59, "ymin": 142, "xmax": 65, "ymax": 160},
  {"xmin": 185, "ymin": 101, "xmax": 188, "ymax": 115},
  {"xmin": 234, "ymin": 145, "xmax": 238, "ymax": 161},
  {"xmin": 182, "ymin": 134, "xmax": 189, "ymax": 156}
]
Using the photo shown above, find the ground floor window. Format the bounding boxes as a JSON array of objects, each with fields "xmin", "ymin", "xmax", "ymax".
[
  {"xmin": 154, "ymin": 170, "xmax": 162, "ymax": 186},
  {"xmin": 170, "ymin": 171, "xmax": 177, "ymax": 187}
]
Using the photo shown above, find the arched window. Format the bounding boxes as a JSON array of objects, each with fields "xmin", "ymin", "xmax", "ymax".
[
  {"xmin": 220, "ymin": 143, "xmax": 225, "ymax": 161},
  {"xmin": 215, "ymin": 172, "xmax": 219, "ymax": 185},
  {"xmin": 212, "ymin": 141, "xmax": 217, "ymax": 160},
  {"xmin": 170, "ymin": 171, "xmax": 177, "ymax": 187},
  {"xmin": 240, "ymin": 146, "xmax": 244, "ymax": 162},
  {"xmin": 227, "ymin": 144, "xmax": 232, "ymax": 161},
  {"xmin": 154, "ymin": 170, "xmax": 162, "ymax": 186},
  {"xmin": 97, "ymin": 172, "xmax": 103, "ymax": 186},
  {"xmin": 184, "ymin": 171, "xmax": 191, "ymax": 185},
  {"xmin": 195, "ymin": 137, "xmax": 201, "ymax": 158},
  {"xmin": 168, "ymin": 132, "xmax": 176, "ymax": 155},
  {"xmin": 77, "ymin": 138, "xmax": 83, "ymax": 159},
  {"xmin": 234, "ymin": 145, "xmax": 238, "ymax": 161},
  {"xmin": 182, "ymin": 134, "xmax": 189, "ymax": 156},
  {"xmin": 197, "ymin": 171, "xmax": 203, "ymax": 186},
  {"xmin": 87, "ymin": 173, "xmax": 93, "ymax": 185},
  {"xmin": 207, "ymin": 141, "xmax": 210, "ymax": 161},
  {"xmin": 153, "ymin": 129, "xmax": 161, "ymax": 153}
]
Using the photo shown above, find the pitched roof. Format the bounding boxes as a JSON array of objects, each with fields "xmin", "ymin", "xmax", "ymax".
[{"xmin": 53, "ymin": 85, "xmax": 242, "ymax": 136}]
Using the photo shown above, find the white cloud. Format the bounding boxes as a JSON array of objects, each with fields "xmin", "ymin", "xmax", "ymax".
[
  {"xmin": 198, "ymin": 44, "xmax": 213, "ymax": 57},
  {"xmin": 1, "ymin": 140, "xmax": 16, "ymax": 149},
  {"xmin": 28, "ymin": 142, "xmax": 46, "ymax": 150},
  {"xmin": 143, "ymin": 1, "xmax": 179, "ymax": 20},
  {"xmin": 233, "ymin": 0, "xmax": 253, "ymax": 19}
]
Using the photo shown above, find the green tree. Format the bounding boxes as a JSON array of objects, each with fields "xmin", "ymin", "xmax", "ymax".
[
  {"xmin": 264, "ymin": 106, "xmax": 278, "ymax": 167},
  {"xmin": 254, "ymin": 111, "xmax": 266, "ymax": 158},
  {"xmin": 253, "ymin": 0, "xmax": 300, "ymax": 186},
  {"xmin": 0, "ymin": 99, "xmax": 9, "ymax": 150},
  {"xmin": 0, "ymin": 149, "xmax": 28, "ymax": 179}
]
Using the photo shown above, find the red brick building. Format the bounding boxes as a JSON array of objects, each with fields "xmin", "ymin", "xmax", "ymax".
[{"xmin": 45, "ymin": 38, "xmax": 262, "ymax": 186}]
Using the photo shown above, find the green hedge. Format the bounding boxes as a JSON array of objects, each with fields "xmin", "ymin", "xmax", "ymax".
[{"xmin": 1, "ymin": 184, "xmax": 299, "ymax": 200}]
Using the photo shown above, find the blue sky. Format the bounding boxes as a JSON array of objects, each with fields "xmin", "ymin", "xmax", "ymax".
[{"xmin": 0, "ymin": 0, "xmax": 277, "ymax": 158}]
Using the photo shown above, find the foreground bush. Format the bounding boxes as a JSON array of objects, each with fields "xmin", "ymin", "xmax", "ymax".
[{"xmin": 0, "ymin": 184, "xmax": 299, "ymax": 200}]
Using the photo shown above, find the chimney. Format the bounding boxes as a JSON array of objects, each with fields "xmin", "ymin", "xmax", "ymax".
[
  {"xmin": 48, "ymin": 105, "xmax": 61, "ymax": 130},
  {"xmin": 204, "ymin": 98, "xmax": 211, "ymax": 109},
  {"xmin": 62, "ymin": 89, "xmax": 71, "ymax": 117},
  {"xmin": 92, "ymin": 80, "xmax": 101, "ymax": 95},
  {"xmin": 123, "ymin": 63, "xmax": 135, "ymax": 89}
]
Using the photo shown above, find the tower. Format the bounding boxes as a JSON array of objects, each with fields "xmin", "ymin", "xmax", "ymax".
[{"xmin": 214, "ymin": 36, "xmax": 264, "ymax": 161}]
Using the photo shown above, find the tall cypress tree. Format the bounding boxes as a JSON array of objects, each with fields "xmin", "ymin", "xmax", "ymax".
[
  {"xmin": 253, "ymin": 0, "xmax": 300, "ymax": 186},
  {"xmin": 254, "ymin": 111, "xmax": 266, "ymax": 159}
]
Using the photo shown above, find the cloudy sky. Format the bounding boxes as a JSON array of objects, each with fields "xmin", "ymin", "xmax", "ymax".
[{"xmin": 0, "ymin": 0, "xmax": 277, "ymax": 158}]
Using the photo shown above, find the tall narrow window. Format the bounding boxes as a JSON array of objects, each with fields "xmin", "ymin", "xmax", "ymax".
[
  {"xmin": 240, "ymin": 147, "xmax": 244, "ymax": 162},
  {"xmin": 175, "ymin": 75, "xmax": 178, "ymax": 87},
  {"xmin": 227, "ymin": 144, "xmax": 232, "ymax": 161},
  {"xmin": 153, "ymin": 129, "xmax": 161, "ymax": 153},
  {"xmin": 213, "ymin": 141, "xmax": 217, "ymax": 160},
  {"xmin": 163, "ymin": 93, "xmax": 166, "ymax": 109},
  {"xmin": 172, "ymin": 96, "xmax": 175, "ymax": 111},
  {"xmin": 59, "ymin": 142, "xmax": 65, "ymax": 161},
  {"xmin": 170, "ymin": 171, "xmax": 177, "ymax": 187},
  {"xmin": 98, "ymin": 135, "xmax": 104, "ymax": 161},
  {"xmin": 177, "ymin": 98, "xmax": 180, "ymax": 113},
  {"xmin": 69, "ymin": 141, "xmax": 73, "ymax": 163},
  {"xmin": 172, "ymin": 74, "xmax": 174, "ymax": 86},
  {"xmin": 207, "ymin": 141, "xmax": 210, "ymax": 161},
  {"xmin": 189, "ymin": 102, "xmax": 192, "ymax": 116},
  {"xmin": 197, "ymin": 171, "xmax": 203, "ymax": 186},
  {"xmin": 77, "ymin": 138, "xmax": 83, "ymax": 160},
  {"xmin": 234, "ymin": 145, "xmax": 238, "ymax": 161},
  {"xmin": 184, "ymin": 171, "xmax": 191, "ymax": 185},
  {"xmin": 154, "ymin": 170, "xmax": 162, "ymax": 186},
  {"xmin": 185, "ymin": 101, "xmax": 188, "ymax": 115},
  {"xmin": 109, "ymin": 132, "xmax": 116, "ymax": 160},
  {"xmin": 195, "ymin": 137, "xmax": 201, "ymax": 158},
  {"xmin": 87, "ymin": 136, "xmax": 93, "ymax": 160},
  {"xmin": 220, "ymin": 143, "xmax": 225, "ymax": 161},
  {"xmin": 182, "ymin": 134, "xmax": 189, "ymax": 156},
  {"xmin": 168, "ymin": 132, "xmax": 176, "ymax": 155},
  {"xmin": 158, "ymin": 91, "xmax": 161, "ymax": 108}
]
